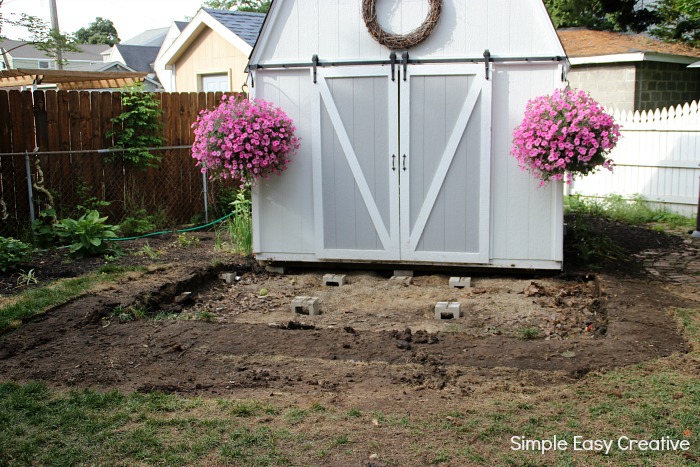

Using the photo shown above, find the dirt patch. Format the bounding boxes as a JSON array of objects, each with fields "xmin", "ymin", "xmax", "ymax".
[
  {"xmin": 0, "ymin": 254, "xmax": 692, "ymax": 411},
  {"xmin": 186, "ymin": 271, "xmax": 608, "ymax": 339}
]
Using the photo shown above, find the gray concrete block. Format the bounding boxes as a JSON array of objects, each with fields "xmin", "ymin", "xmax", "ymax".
[
  {"xmin": 219, "ymin": 272, "xmax": 236, "ymax": 285},
  {"xmin": 266, "ymin": 266, "xmax": 286, "ymax": 274},
  {"xmin": 322, "ymin": 274, "xmax": 347, "ymax": 286},
  {"xmin": 393, "ymin": 270, "xmax": 414, "ymax": 277},
  {"xmin": 389, "ymin": 276, "xmax": 412, "ymax": 286},
  {"xmin": 435, "ymin": 302, "xmax": 461, "ymax": 320},
  {"xmin": 291, "ymin": 296, "xmax": 320, "ymax": 316},
  {"xmin": 449, "ymin": 276, "xmax": 471, "ymax": 289}
]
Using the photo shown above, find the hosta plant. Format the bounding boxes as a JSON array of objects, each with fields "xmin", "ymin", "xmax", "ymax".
[
  {"xmin": 55, "ymin": 210, "xmax": 119, "ymax": 258},
  {"xmin": 511, "ymin": 88, "xmax": 621, "ymax": 186},
  {"xmin": 191, "ymin": 96, "xmax": 300, "ymax": 187}
]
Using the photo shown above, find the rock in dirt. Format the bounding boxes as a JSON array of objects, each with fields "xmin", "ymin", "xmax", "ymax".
[
  {"xmin": 268, "ymin": 321, "xmax": 316, "ymax": 330},
  {"xmin": 396, "ymin": 340, "xmax": 412, "ymax": 350},
  {"xmin": 524, "ymin": 282, "xmax": 547, "ymax": 297}
]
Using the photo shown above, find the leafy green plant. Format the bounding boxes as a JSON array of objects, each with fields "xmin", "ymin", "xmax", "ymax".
[
  {"xmin": 119, "ymin": 195, "xmax": 170, "ymax": 236},
  {"xmin": 219, "ymin": 186, "xmax": 253, "ymax": 255},
  {"xmin": 16, "ymin": 269, "xmax": 38, "ymax": 288},
  {"xmin": 517, "ymin": 327, "xmax": 542, "ymax": 340},
  {"xmin": 565, "ymin": 194, "xmax": 694, "ymax": 229},
  {"xmin": 74, "ymin": 182, "xmax": 110, "ymax": 216},
  {"xmin": 31, "ymin": 209, "xmax": 63, "ymax": 248},
  {"xmin": 137, "ymin": 242, "xmax": 163, "ymax": 259},
  {"xmin": 55, "ymin": 210, "xmax": 119, "ymax": 258},
  {"xmin": 0, "ymin": 237, "xmax": 35, "ymax": 272},
  {"xmin": 177, "ymin": 233, "xmax": 200, "ymax": 248},
  {"xmin": 107, "ymin": 83, "xmax": 164, "ymax": 169}
]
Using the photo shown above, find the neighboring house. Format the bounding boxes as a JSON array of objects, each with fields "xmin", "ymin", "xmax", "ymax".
[
  {"xmin": 121, "ymin": 27, "xmax": 171, "ymax": 47},
  {"xmin": 559, "ymin": 29, "xmax": 700, "ymax": 112},
  {"xmin": 0, "ymin": 39, "xmax": 109, "ymax": 71},
  {"xmin": 153, "ymin": 21, "xmax": 189, "ymax": 92},
  {"xmin": 154, "ymin": 8, "xmax": 265, "ymax": 93},
  {"xmin": 101, "ymin": 43, "xmax": 163, "ymax": 90}
]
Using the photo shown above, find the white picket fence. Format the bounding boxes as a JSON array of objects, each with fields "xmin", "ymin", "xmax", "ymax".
[{"xmin": 570, "ymin": 100, "xmax": 700, "ymax": 217}]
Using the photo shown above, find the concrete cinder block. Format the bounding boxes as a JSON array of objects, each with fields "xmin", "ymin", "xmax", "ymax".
[
  {"xmin": 389, "ymin": 276, "xmax": 412, "ymax": 286},
  {"xmin": 291, "ymin": 296, "xmax": 320, "ymax": 316},
  {"xmin": 449, "ymin": 276, "xmax": 471, "ymax": 289},
  {"xmin": 266, "ymin": 266, "xmax": 286, "ymax": 274},
  {"xmin": 219, "ymin": 272, "xmax": 236, "ymax": 285},
  {"xmin": 322, "ymin": 274, "xmax": 347, "ymax": 286},
  {"xmin": 435, "ymin": 302, "xmax": 461, "ymax": 320},
  {"xmin": 393, "ymin": 270, "xmax": 414, "ymax": 277}
]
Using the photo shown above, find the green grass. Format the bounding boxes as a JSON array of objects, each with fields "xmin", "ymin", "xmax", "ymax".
[
  {"xmin": 0, "ymin": 266, "xmax": 145, "ymax": 334},
  {"xmin": 565, "ymin": 194, "xmax": 695, "ymax": 230}
]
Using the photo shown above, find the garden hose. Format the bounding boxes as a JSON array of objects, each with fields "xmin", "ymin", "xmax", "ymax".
[{"xmin": 108, "ymin": 212, "xmax": 235, "ymax": 242}]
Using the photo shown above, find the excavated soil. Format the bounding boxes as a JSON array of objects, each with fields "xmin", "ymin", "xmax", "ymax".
[{"xmin": 0, "ymin": 223, "xmax": 696, "ymax": 411}]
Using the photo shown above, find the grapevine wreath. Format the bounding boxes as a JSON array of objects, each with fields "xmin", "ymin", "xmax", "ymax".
[{"xmin": 362, "ymin": 0, "xmax": 442, "ymax": 49}]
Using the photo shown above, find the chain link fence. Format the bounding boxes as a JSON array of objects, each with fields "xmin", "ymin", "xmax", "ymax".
[{"xmin": 0, "ymin": 147, "xmax": 237, "ymax": 239}]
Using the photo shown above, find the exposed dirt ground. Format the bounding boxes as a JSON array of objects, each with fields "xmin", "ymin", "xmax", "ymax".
[{"xmin": 0, "ymin": 219, "xmax": 698, "ymax": 420}]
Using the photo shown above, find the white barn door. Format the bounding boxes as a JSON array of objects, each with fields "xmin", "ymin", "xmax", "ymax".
[
  {"xmin": 313, "ymin": 67, "xmax": 400, "ymax": 260},
  {"xmin": 401, "ymin": 65, "xmax": 492, "ymax": 263},
  {"xmin": 312, "ymin": 64, "xmax": 491, "ymax": 263}
]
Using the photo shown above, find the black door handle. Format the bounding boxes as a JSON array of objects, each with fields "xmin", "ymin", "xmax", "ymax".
[
  {"xmin": 402, "ymin": 154, "xmax": 407, "ymax": 171},
  {"xmin": 392, "ymin": 154, "xmax": 396, "ymax": 171}
]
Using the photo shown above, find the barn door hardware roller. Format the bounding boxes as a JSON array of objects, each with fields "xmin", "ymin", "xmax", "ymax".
[
  {"xmin": 312, "ymin": 54, "xmax": 319, "ymax": 83},
  {"xmin": 402, "ymin": 52, "xmax": 409, "ymax": 81},
  {"xmin": 483, "ymin": 49, "xmax": 491, "ymax": 80},
  {"xmin": 390, "ymin": 52, "xmax": 397, "ymax": 81}
]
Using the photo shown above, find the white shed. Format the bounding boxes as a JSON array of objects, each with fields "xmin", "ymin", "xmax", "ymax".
[{"xmin": 248, "ymin": 0, "xmax": 568, "ymax": 270}]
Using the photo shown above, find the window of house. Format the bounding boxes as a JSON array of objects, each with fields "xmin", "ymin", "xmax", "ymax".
[{"xmin": 38, "ymin": 60, "xmax": 50, "ymax": 69}]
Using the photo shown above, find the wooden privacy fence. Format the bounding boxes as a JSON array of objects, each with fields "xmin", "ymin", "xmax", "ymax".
[
  {"xmin": 0, "ymin": 89, "xmax": 238, "ymax": 237},
  {"xmin": 570, "ymin": 101, "xmax": 700, "ymax": 217}
]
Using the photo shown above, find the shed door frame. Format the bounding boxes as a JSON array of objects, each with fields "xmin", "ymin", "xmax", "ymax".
[
  {"xmin": 312, "ymin": 64, "xmax": 491, "ymax": 262},
  {"xmin": 400, "ymin": 64, "xmax": 492, "ymax": 263},
  {"xmin": 312, "ymin": 66, "xmax": 401, "ymax": 260}
]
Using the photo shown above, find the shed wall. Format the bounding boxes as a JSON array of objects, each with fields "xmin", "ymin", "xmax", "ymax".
[
  {"xmin": 253, "ymin": 64, "xmax": 564, "ymax": 265},
  {"xmin": 254, "ymin": 0, "xmax": 564, "ymax": 64},
  {"xmin": 251, "ymin": 0, "xmax": 565, "ymax": 268}
]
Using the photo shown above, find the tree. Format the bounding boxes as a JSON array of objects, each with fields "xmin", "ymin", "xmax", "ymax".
[
  {"xmin": 649, "ymin": 0, "xmax": 700, "ymax": 47},
  {"xmin": 5, "ymin": 13, "xmax": 79, "ymax": 65},
  {"xmin": 74, "ymin": 17, "xmax": 120, "ymax": 46},
  {"xmin": 202, "ymin": 0, "xmax": 271, "ymax": 13},
  {"xmin": 544, "ymin": 0, "xmax": 656, "ymax": 33}
]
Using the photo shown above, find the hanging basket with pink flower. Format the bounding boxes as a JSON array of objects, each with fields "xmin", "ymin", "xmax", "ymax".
[
  {"xmin": 511, "ymin": 88, "xmax": 621, "ymax": 186},
  {"xmin": 191, "ymin": 96, "xmax": 300, "ymax": 187}
]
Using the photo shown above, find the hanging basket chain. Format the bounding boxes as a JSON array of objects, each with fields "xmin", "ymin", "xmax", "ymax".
[{"xmin": 362, "ymin": 0, "xmax": 442, "ymax": 50}]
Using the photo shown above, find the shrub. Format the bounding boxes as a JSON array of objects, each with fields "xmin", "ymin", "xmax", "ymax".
[
  {"xmin": 511, "ymin": 88, "xmax": 621, "ymax": 185},
  {"xmin": 55, "ymin": 210, "xmax": 119, "ymax": 258},
  {"xmin": 191, "ymin": 96, "xmax": 300, "ymax": 187},
  {"xmin": 107, "ymin": 82, "xmax": 164, "ymax": 169},
  {"xmin": 0, "ymin": 237, "xmax": 35, "ymax": 272},
  {"xmin": 31, "ymin": 208, "xmax": 63, "ymax": 248}
]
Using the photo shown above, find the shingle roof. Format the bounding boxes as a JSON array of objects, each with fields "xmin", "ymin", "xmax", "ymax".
[
  {"xmin": 0, "ymin": 40, "xmax": 109, "ymax": 60},
  {"xmin": 174, "ymin": 21, "xmax": 189, "ymax": 32},
  {"xmin": 122, "ymin": 27, "xmax": 170, "ymax": 47},
  {"xmin": 114, "ymin": 44, "xmax": 160, "ymax": 72},
  {"xmin": 203, "ymin": 9, "xmax": 266, "ymax": 47},
  {"xmin": 558, "ymin": 29, "xmax": 700, "ymax": 59}
]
